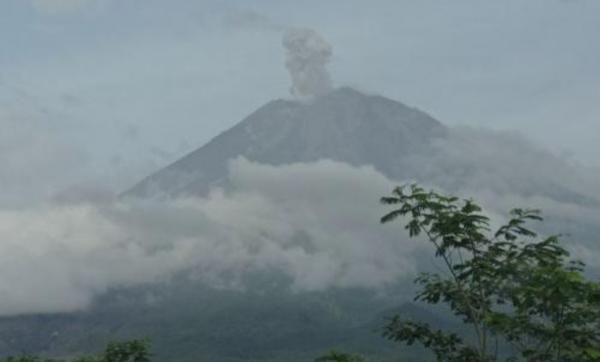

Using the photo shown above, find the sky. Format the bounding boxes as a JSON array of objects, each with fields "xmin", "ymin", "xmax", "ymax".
[
  {"xmin": 0, "ymin": 0, "xmax": 600, "ymax": 316},
  {"xmin": 1, "ymin": 0, "xmax": 599, "ymax": 203}
]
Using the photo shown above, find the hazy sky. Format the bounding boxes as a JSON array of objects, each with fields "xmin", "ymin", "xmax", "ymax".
[{"xmin": 1, "ymin": 0, "xmax": 599, "ymax": 199}]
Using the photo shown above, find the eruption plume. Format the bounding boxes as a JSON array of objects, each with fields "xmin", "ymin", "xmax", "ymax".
[{"xmin": 282, "ymin": 28, "xmax": 333, "ymax": 97}]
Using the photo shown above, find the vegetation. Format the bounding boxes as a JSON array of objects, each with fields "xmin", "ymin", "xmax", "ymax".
[
  {"xmin": 314, "ymin": 351, "xmax": 366, "ymax": 362},
  {"xmin": 375, "ymin": 184, "xmax": 600, "ymax": 361},
  {"xmin": 4, "ymin": 339, "xmax": 151, "ymax": 362}
]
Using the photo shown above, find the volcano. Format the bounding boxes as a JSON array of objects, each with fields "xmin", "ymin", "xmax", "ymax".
[
  {"xmin": 124, "ymin": 87, "xmax": 446, "ymax": 198},
  {"xmin": 124, "ymin": 86, "xmax": 595, "ymax": 210}
]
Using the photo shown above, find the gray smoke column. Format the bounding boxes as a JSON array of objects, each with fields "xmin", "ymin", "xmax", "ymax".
[{"xmin": 283, "ymin": 28, "xmax": 333, "ymax": 97}]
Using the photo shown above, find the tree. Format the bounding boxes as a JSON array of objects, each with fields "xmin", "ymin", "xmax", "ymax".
[
  {"xmin": 4, "ymin": 339, "xmax": 151, "ymax": 362},
  {"xmin": 101, "ymin": 339, "xmax": 151, "ymax": 362},
  {"xmin": 379, "ymin": 184, "xmax": 600, "ymax": 361},
  {"xmin": 314, "ymin": 351, "xmax": 366, "ymax": 362}
]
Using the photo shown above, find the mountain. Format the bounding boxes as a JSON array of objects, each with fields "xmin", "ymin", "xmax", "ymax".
[
  {"xmin": 124, "ymin": 87, "xmax": 446, "ymax": 198},
  {"xmin": 124, "ymin": 87, "xmax": 597, "ymax": 211}
]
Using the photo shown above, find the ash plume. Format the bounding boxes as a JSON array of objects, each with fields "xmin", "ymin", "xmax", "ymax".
[{"xmin": 282, "ymin": 28, "xmax": 333, "ymax": 97}]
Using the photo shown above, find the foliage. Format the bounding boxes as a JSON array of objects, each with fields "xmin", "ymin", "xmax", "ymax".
[
  {"xmin": 314, "ymin": 351, "xmax": 366, "ymax": 362},
  {"xmin": 3, "ymin": 339, "xmax": 151, "ymax": 362},
  {"xmin": 102, "ymin": 339, "xmax": 151, "ymax": 362},
  {"xmin": 379, "ymin": 184, "xmax": 600, "ymax": 361}
]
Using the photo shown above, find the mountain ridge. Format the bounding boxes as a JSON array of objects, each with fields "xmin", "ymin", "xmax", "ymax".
[{"xmin": 124, "ymin": 87, "xmax": 447, "ymax": 198}]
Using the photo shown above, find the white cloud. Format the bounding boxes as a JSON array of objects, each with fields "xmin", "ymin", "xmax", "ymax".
[
  {"xmin": 0, "ymin": 159, "xmax": 420, "ymax": 316},
  {"xmin": 0, "ymin": 152, "xmax": 598, "ymax": 317}
]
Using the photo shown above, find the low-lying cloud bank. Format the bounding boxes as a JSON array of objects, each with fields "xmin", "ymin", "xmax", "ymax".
[
  {"xmin": 0, "ymin": 129, "xmax": 599, "ymax": 317},
  {"xmin": 0, "ymin": 159, "xmax": 419, "ymax": 316}
]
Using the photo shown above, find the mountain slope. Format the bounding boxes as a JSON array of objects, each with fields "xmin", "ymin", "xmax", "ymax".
[
  {"xmin": 124, "ymin": 87, "xmax": 599, "ymax": 212},
  {"xmin": 124, "ymin": 87, "xmax": 446, "ymax": 198}
]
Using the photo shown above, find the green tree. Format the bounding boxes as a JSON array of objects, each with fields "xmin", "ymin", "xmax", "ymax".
[
  {"xmin": 101, "ymin": 339, "xmax": 151, "ymax": 362},
  {"xmin": 4, "ymin": 339, "xmax": 151, "ymax": 362},
  {"xmin": 379, "ymin": 184, "xmax": 600, "ymax": 361},
  {"xmin": 314, "ymin": 351, "xmax": 366, "ymax": 362}
]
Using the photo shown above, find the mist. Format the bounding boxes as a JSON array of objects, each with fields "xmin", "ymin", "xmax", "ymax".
[
  {"xmin": 0, "ymin": 159, "xmax": 418, "ymax": 315},
  {"xmin": 0, "ymin": 135, "xmax": 599, "ymax": 316}
]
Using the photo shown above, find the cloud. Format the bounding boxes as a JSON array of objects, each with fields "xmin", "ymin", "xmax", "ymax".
[
  {"xmin": 0, "ymin": 143, "xmax": 599, "ymax": 317},
  {"xmin": 389, "ymin": 126, "xmax": 600, "ymax": 249},
  {"xmin": 402, "ymin": 127, "xmax": 600, "ymax": 207},
  {"xmin": 0, "ymin": 159, "xmax": 420, "ymax": 316}
]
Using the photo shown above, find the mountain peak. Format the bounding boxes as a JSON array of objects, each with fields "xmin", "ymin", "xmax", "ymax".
[{"xmin": 124, "ymin": 87, "xmax": 446, "ymax": 198}]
